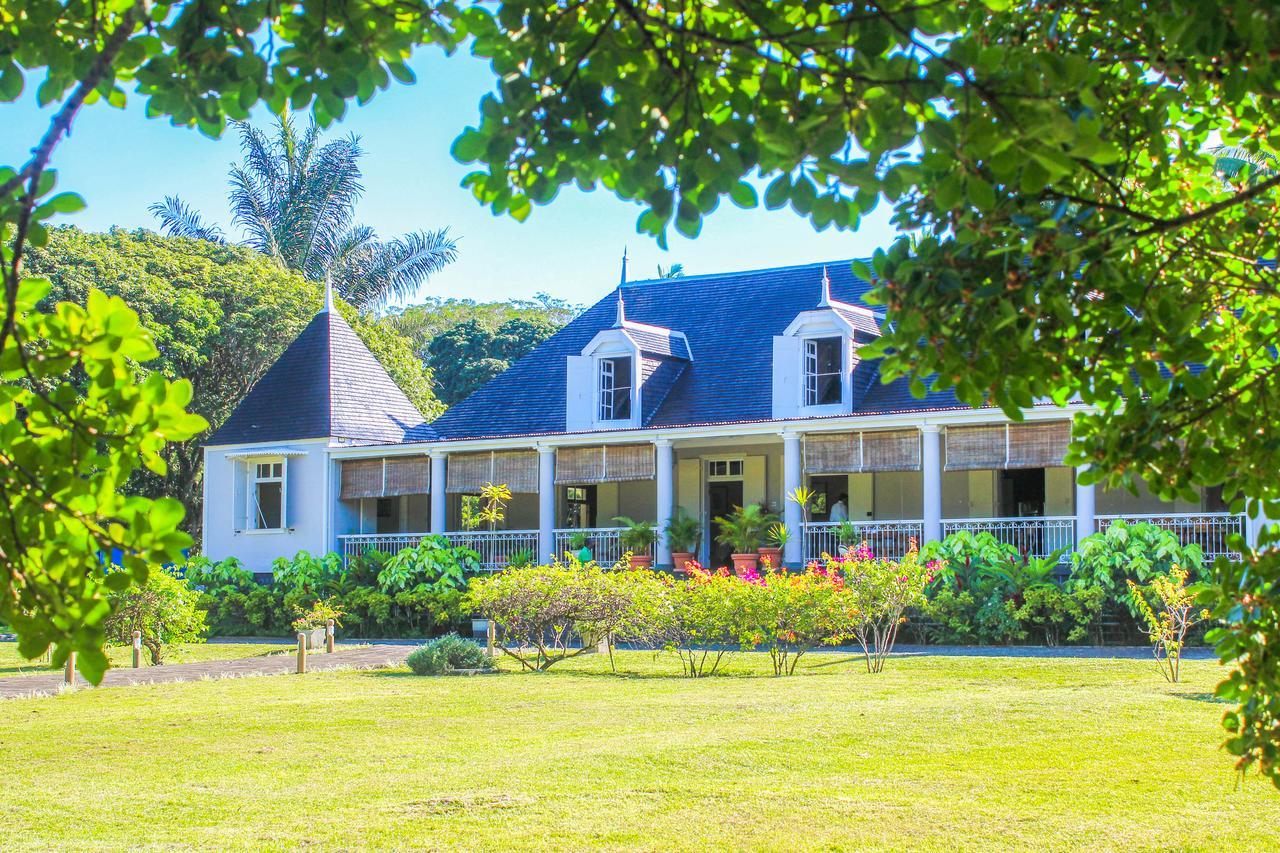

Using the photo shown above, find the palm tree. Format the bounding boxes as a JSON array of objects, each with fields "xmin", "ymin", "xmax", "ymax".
[
  {"xmin": 656, "ymin": 262, "xmax": 685, "ymax": 279},
  {"xmin": 1210, "ymin": 145, "xmax": 1279, "ymax": 187},
  {"xmin": 151, "ymin": 116, "xmax": 457, "ymax": 311}
]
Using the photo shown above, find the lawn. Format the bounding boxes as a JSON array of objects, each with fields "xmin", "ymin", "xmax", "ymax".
[
  {"xmin": 0, "ymin": 650, "xmax": 1275, "ymax": 850},
  {"xmin": 0, "ymin": 641, "xmax": 294, "ymax": 678}
]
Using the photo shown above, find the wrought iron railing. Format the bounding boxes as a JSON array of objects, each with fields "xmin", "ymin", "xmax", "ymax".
[
  {"xmin": 941, "ymin": 516, "xmax": 1077, "ymax": 560},
  {"xmin": 552, "ymin": 527, "xmax": 646, "ymax": 565},
  {"xmin": 800, "ymin": 520, "xmax": 924, "ymax": 563},
  {"xmin": 1094, "ymin": 512, "xmax": 1247, "ymax": 561},
  {"xmin": 337, "ymin": 530, "xmax": 539, "ymax": 570},
  {"xmin": 337, "ymin": 533, "xmax": 429, "ymax": 566},
  {"xmin": 441, "ymin": 530, "xmax": 540, "ymax": 570}
]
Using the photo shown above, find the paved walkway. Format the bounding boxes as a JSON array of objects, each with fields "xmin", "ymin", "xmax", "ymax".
[{"xmin": 0, "ymin": 644, "xmax": 412, "ymax": 701}]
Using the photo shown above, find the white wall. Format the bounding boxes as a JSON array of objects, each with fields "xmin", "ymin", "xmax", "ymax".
[
  {"xmin": 873, "ymin": 471, "xmax": 923, "ymax": 520},
  {"xmin": 202, "ymin": 440, "xmax": 332, "ymax": 575}
]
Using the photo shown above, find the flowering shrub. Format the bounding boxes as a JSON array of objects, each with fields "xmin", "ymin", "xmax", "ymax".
[
  {"xmin": 740, "ymin": 563, "xmax": 850, "ymax": 676},
  {"xmin": 828, "ymin": 541, "xmax": 937, "ymax": 673},
  {"xmin": 290, "ymin": 597, "xmax": 345, "ymax": 633},
  {"xmin": 611, "ymin": 562, "xmax": 752, "ymax": 677}
]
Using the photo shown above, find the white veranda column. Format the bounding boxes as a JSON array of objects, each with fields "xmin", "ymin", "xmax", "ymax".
[
  {"xmin": 921, "ymin": 425, "xmax": 942, "ymax": 546},
  {"xmin": 783, "ymin": 432, "xmax": 803, "ymax": 566},
  {"xmin": 538, "ymin": 446, "xmax": 556, "ymax": 562},
  {"xmin": 1074, "ymin": 466, "xmax": 1096, "ymax": 546},
  {"xmin": 429, "ymin": 451, "xmax": 447, "ymax": 534},
  {"xmin": 654, "ymin": 439, "xmax": 674, "ymax": 568}
]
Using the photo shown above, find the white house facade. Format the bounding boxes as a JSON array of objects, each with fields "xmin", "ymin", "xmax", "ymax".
[{"xmin": 203, "ymin": 261, "xmax": 1256, "ymax": 576}]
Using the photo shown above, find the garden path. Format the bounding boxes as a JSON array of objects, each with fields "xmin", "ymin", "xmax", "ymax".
[{"xmin": 0, "ymin": 643, "xmax": 411, "ymax": 701}]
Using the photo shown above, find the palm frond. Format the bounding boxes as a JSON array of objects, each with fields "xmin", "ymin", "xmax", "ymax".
[
  {"xmin": 295, "ymin": 134, "xmax": 364, "ymax": 279},
  {"xmin": 332, "ymin": 228, "xmax": 458, "ymax": 310},
  {"xmin": 148, "ymin": 196, "xmax": 225, "ymax": 242},
  {"xmin": 228, "ymin": 165, "xmax": 283, "ymax": 262},
  {"xmin": 1210, "ymin": 145, "xmax": 1280, "ymax": 184},
  {"xmin": 234, "ymin": 120, "xmax": 284, "ymax": 210}
]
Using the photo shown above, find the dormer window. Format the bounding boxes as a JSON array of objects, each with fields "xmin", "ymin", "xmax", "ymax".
[
  {"xmin": 804, "ymin": 337, "xmax": 843, "ymax": 406},
  {"xmin": 599, "ymin": 356, "xmax": 633, "ymax": 420}
]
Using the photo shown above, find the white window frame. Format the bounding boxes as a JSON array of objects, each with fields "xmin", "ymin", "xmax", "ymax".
[
  {"xmin": 597, "ymin": 356, "xmax": 633, "ymax": 422},
  {"xmin": 706, "ymin": 457, "xmax": 745, "ymax": 481},
  {"xmin": 245, "ymin": 457, "xmax": 287, "ymax": 533},
  {"xmin": 803, "ymin": 336, "xmax": 844, "ymax": 407}
]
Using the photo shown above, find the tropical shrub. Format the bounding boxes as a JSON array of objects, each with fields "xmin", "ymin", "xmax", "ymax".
[
  {"xmin": 919, "ymin": 589, "xmax": 981, "ymax": 645},
  {"xmin": 378, "ymin": 536, "xmax": 480, "ymax": 593},
  {"xmin": 1007, "ymin": 587, "xmax": 1106, "ymax": 647},
  {"xmin": 1070, "ymin": 521, "xmax": 1205, "ymax": 600},
  {"xmin": 833, "ymin": 545, "xmax": 936, "ymax": 673},
  {"xmin": 406, "ymin": 633, "xmax": 492, "ymax": 675},
  {"xmin": 103, "ymin": 568, "xmax": 208, "ymax": 665},
  {"xmin": 924, "ymin": 531, "xmax": 1021, "ymax": 594},
  {"xmin": 180, "ymin": 556, "xmax": 256, "ymax": 592},
  {"xmin": 271, "ymin": 551, "xmax": 344, "ymax": 595},
  {"xmin": 1129, "ymin": 567, "xmax": 1209, "ymax": 683},
  {"xmin": 614, "ymin": 516, "xmax": 659, "ymax": 553}
]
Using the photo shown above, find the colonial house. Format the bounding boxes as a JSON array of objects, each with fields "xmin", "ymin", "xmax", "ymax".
[{"xmin": 202, "ymin": 260, "xmax": 1255, "ymax": 575}]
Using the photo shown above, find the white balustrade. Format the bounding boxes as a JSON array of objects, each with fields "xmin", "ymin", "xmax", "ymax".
[
  {"xmin": 801, "ymin": 520, "xmax": 924, "ymax": 563},
  {"xmin": 1094, "ymin": 512, "xmax": 1247, "ymax": 561},
  {"xmin": 442, "ymin": 530, "xmax": 540, "ymax": 570},
  {"xmin": 552, "ymin": 527, "xmax": 644, "ymax": 566},
  {"xmin": 338, "ymin": 533, "xmax": 429, "ymax": 566},
  {"xmin": 941, "ymin": 516, "xmax": 1076, "ymax": 560},
  {"xmin": 338, "ymin": 530, "xmax": 539, "ymax": 570}
]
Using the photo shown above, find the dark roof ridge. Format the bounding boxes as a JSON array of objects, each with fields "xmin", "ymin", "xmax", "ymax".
[{"xmin": 620, "ymin": 257, "xmax": 869, "ymax": 289}]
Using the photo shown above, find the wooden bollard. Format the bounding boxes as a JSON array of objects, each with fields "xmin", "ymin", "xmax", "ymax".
[
  {"xmin": 296, "ymin": 632, "xmax": 307, "ymax": 674},
  {"xmin": 132, "ymin": 630, "xmax": 142, "ymax": 668},
  {"xmin": 63, "ymin": 652, "xmax": 76, "ymax": 687},
  {"xmin": 486, "ymin": 619, "xmax": 496, "ymax": 658},
  {"xmin": 325, "ymin": 619, "xmax": 335, "ymax": 654}
]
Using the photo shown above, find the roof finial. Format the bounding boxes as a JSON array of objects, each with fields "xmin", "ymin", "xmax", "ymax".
[
  {"xmin": 323, "ymin": 272, "xmax": 335, "ymax": 314},
  {"xmin": 615, "ymin": 289, "xmax": 627, "ymax": 327},
  {"xmin": 620, "ymin": 246, "xmax": 628, "ymax": 285},
  {"xmin": 818, "ymin": 266, "xmax": 832, "ymax": 307}
]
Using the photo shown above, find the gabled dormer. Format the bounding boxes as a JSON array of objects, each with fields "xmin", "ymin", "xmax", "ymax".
[
  {"xmin": 772, "ymin": 268, "xmax": 881, "ymax": 419},
  {"xmin": 566, "ymin": 291, "xmax": 692, "ymax": 431}
]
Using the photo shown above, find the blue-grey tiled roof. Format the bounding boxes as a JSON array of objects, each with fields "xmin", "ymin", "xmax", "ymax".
[
  {"xmin": 207, "ymin": 309, "xmax": 435, "ymax": 446},
  {"xmin": 431, "ymin": 260, "xmax": 969, "ymax": 440},
  {"xmin": 626, "ymin": 325, "xmax": 692, "ymax": 360}
]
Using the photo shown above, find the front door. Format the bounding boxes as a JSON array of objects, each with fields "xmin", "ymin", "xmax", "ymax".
[{"xmin": 707, "ymin": 480, "xmax": 744, "ymax": 569}]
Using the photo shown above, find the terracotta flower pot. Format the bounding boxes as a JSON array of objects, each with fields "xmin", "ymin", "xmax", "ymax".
[
  {"xmin": 629, "ymin": 554, "xmax": 653, "ymax": 570},
  {"xmin": 731, "ymin": 553, "xmax": 759, "ymax": 575},
  {"xmin": 757, "ymin": 547, "xmax": 783, "ymax": 570},
  {"xmin": 671, "ymin": 552, "xmax": 696, "ymax": 573}
]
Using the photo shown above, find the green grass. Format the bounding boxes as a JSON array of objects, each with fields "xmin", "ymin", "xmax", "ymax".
[
  {"xmin": 0, "ymin": 641, "xmax": 294, "ymax": 678},
  {"xmin": 0, "ymin": 650, "xmax": 1275, "ymax": 850}
]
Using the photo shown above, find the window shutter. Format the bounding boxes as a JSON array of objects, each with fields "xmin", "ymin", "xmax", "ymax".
[
  {"xmin": 771, "ymin": 336, "xmax": 803, "ymax": 419},
  {"xmin": 340, "ymin": 459, "xmax": 385, "ymax": 499},
  {"xmin": 861, "ymin": 429, "xmax": 921, "ymax": 472},
  {"xmin": 944, "ymin": 425, "xmax": 1007, "ymax": 471},
  {"xmin": 803, "ymin": 432, "xmax": 860, "ymax": 473},
  {"xmin": 565, "ymin": 355, "xmax": 594, "ymax": 432},
  {"xmin": 1007, "ymin": 421, "xmax": 1071, "ymax": 468},
  {"xmin": 383, "ymin": 456, "xmax": 431, "ymax": 496}
]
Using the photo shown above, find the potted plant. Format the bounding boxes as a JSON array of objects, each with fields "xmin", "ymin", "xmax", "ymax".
[
  {"xmin": 613, "ymin": 516, "xmax": 658, "ymax": 569},
  {"xmin": 665, "ymin": 508, "xmax": 702, "ymax": 573},
  {"xmin": 290, "ymin": 598, "xmax": 344, "ymax": 650},
  {"xmin": 760, "ymin": 522, "xmax": 789, "ymax": 569},
  {"xmin": 568, "ymin": 530, "xmax": 592, "ymax": 562},
  {"xmin": 835, "ymin": 520, "xmax": 861, "ymax": 551},
  {"xmin": 714, "ymin": 504, "xmax": 773, "ymax": 575}
]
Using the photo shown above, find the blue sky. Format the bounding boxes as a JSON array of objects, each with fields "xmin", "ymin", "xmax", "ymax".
[{"xmin": 2, "ymin": 48, "xmax": 898, "ymax": 308}]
